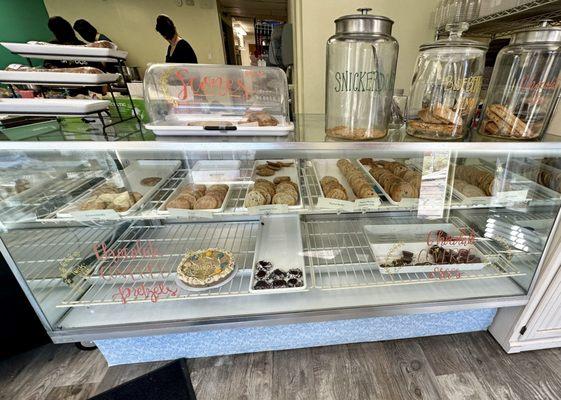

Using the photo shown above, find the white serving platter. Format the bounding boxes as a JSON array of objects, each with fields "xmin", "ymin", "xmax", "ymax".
[
  {"xmin": 146, "ymin": 114, "xmax": 293, "ymax": 137},
  {"xmin": 0, "ymin": 98, "xmax": 109, "ymax": 115},
  {"xmin": 357, "ymin": 158, "xmax": 418, "ymax": 207},
  {"xmin": 364, "ymin": 222, "xmax": 488, "ymax": 274},
  {"xmin": 312, "ymin": 159, "xmax": 381, "ymax": 210},
  {"xmin": 249, "ymin": 215, "xmax": 307, "ymax": 294},
  {"xmin": 243, "ymin": 159, "xmax": 303, "ymax": 211},
  {"xmin": 175, "ymin": 264, "xmax": 239, "ymax": 292},
  {"xmin": 0, "ymin": 70, "xmax": 120, "ymax": 86},
  {"xmin": 0, "ymin": 42, "xmax": 128, "ymax": 62},
  {"xmin": 158, "ymin": 182, "xmax": 232, "ymax": 217},
  {"xmin": 57, "ymin": 160, "xmax": 180, "ymax": 219}
]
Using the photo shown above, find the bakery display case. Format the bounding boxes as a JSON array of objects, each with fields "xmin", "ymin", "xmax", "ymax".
[
  {"xmin": 143, "ymin": 64, "xmax": 293, "ymax": 137},
  {"xmin": 1, "ymin": 139, "xmax": 561, "ymax": 343}
]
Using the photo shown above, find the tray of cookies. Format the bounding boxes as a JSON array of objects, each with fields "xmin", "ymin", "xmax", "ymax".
[
  {"xmin": 57, "ymin": 160, "xmax": 180, "ymax": 219},
  {"xmin": 364, "ymin": 223, "xmax": 489, "ymax": 274},
  {"xmin": 358, "ymin": 158, "xmax": 420, "ymax": 206},
  {"xmin": 312, "ymin": 159, "xmax": 381, "ymax": 210},
  {"xmin": 158, "ymin": 183, "xmax": 231, "ymax": 216},
  {"xmin": 243, "ymin": 159, "xmax": 302, "ymax": 209},
  {"xmin": 249, "ymin": 215, "xmax": 307, "ymax": 293}
]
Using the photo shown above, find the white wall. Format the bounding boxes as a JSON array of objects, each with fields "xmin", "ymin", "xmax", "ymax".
[
  {"xmin": 292, "ymin": 0, "xmax": 439, "ymax": 114},
  {"xmin": 43, "ymin": 0, "xmax": 225, "ymax": 74}
]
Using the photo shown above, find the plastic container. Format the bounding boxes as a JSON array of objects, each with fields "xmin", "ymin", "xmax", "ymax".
[
  {"xmin": 325, "ymin": 8, "xmax": 399, "ymax": 140},
  {"xmin": 478, "ymin": 21, "xmax": 561, "ymax": 140},
  {"xmin": 407, "ymin": 23, "xmax": 487, "ymax": 140},
  {"xmin": 143, "ymin": 64, "xmax": 293, "ymax": 136}
]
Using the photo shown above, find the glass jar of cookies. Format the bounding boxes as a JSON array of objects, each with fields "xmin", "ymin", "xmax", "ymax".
[
  {"xmin": 325, "ymin": 8, "xmax": 399, "ymax": 141},
  {"xmin": 406, "ymin": 23, "xmax": 487, "ymax": 141},
  {"xmin": 478, "ymin": 21, "xmax": 561, "ymax": 141}
]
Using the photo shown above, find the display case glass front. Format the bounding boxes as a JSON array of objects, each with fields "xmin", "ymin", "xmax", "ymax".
[{"xmin": 1, "ymin": 141, "xmax": 560, "ymax": 342}]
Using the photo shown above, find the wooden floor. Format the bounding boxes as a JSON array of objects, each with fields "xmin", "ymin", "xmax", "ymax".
[{"xmin": 2, "ymin": 331, "xmax": 561, "ymax": 400}]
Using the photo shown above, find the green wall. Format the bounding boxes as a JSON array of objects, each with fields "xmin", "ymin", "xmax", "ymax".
[{"xmin": 0, "ymin": 0, "xmax": 52, "ymax": 68}]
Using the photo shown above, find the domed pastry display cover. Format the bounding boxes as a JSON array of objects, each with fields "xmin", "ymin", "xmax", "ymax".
[{"xmin": 143, "ymin": 64, "xmax": 293, "ymax": 136}]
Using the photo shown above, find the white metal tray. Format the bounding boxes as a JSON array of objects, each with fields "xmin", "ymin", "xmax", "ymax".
[
  {"xmin": 311, "ymin": 159, "xmax": 381, "ymax": 209},
  {"xmin": 364, "ymin": 223, "xmax": 488, "ymax": 274},
  {"xmin": 0, "ymin": 42, "xmax": 127, "ymax": 62},
  {"xmin": 146, "ymin": 114, "xmax": 293, "ymax": 137},
  {"xmin": 0, "ymin": 70, "xmax": 120, "ymax": 85},
  {"xmin": 357, "ymin": 158, "xmax": 418, "ymax": 207},
  {"xmin": 175, "ymin": 264, "xmax": 239, "ymax": 292},
  {"xmin": 249, "ymin": 215, "xmax": 307, "ymax": 294},
  {"xmin": 0, "ymin": 99, "xmax": 109, "ymax": 115},
  {"xmin": 57, "ymin": 160, "xmax": 180, "ymax": 219},
  {"xmin": 243, "ymin": 159, "xmax": 303, "ymax": 210},
  {"xmin": 158, "ymin": 182, "xmax": 232, "ymax": 217}
]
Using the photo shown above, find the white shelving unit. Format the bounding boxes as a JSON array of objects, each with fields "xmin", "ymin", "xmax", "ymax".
[{"xmin": 0, "ymin": 42, "xmax": 143, "ymax": 139}]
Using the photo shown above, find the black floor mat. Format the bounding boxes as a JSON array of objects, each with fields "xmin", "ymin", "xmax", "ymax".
[{"xmin": 90, "ymin": 359, "xmax": 197, "ymax": 400}]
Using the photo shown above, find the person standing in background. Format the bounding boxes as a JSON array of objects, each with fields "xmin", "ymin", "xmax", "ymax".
[
  {"xmin": 155, "ymin": 14, "xmax": 198, "ymax": 63},
  {"xmin": 73, "ymin": 19, "xmax": 112, "ymax": 43},
  {"xmin": 48, "ymin": 16, "xmax": 84, "ymax": 45}
]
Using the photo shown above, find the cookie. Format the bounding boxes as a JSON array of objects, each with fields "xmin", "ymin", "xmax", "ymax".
[
  {"xmin": 167, "ymin": 197, "xmax": 193, "ymax": 209},
  {"xmin": 140, "ymin": 177, "xmax": 162, "ymax": 186},
  {"xmin": 272, "ymin": 192, "xmax": 297, "ymax": 206},
  {"xmin": 266, "ymin": 161, "xmax": 282, "ymax": 168},
  {"xmin": 418, "ymin": 108, "xmax": 445, "ymax": 124},
  {"xmin": 407, "ymin": 120, "xmax": 459, "ymax": 136},
  {"xmin": 279, "ymin": 161, "xmax": 294, "ymax": 167},
  {"xmin": 273, "ymin": 176, "xmax": 291, "ymax": 184},
  {"xmin": 244, "ymin": 190, "xmax": 266, "ymax": 207},
  {"xmin": 194, "ymin": 195, "xmax": 219, "ymax": 210},
  {"xmin": 80, "ymin": 198, "xmax": 106, "ymax": 211},
  {"xmin": 256, "ymin": 167, "xmax": 275, "ymax": 176}
]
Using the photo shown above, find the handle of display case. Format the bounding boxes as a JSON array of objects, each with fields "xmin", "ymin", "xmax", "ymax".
[{"xmin": 203, "ymin": 125, "xmax": 237, "ymax": 131}]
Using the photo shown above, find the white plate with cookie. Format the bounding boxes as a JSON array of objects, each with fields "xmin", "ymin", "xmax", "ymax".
[
  {"xmin": 57, "ymin": 160, "xmax": 180, "ymax": 219},
  {"xmin": 312, "ymin": 159, "xmax": 381, "ymax": 209},
  {"xmin": 158, "ymin": 182, "xmax": 231, "ymax": 216},
  {"xmin": 243, "ymin": 159, "xmax": 303, "ymax": 210},
  {"xmin": 357, "ymin": 158, "xmax": 419, "ymax": 207}
]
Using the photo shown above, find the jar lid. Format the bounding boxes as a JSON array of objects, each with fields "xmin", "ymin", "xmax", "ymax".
[
  {"xmin": 511, "ymin": 20, "xmax": 561, "ymax": 44},
  {"xmin": 420, "ymin": 23, "xmax": 488, "ymax": 51},
  {"xmin": 335, "ymin": 8, "xmax": 394, "ymax": 35}
]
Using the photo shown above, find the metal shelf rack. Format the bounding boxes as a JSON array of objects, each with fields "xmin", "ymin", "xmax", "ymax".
[
  {"xmin": 0, "ymin": 213, "xmax": 527, "ymax": 309},
  {"xmin": 437, "ymin": 0, "xmax": 561, "ymax": 37}
]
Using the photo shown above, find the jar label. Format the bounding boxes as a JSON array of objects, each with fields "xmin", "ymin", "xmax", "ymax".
[
  {"xmin": 333, "ymin": 70, "xmax": 393, "ymax": 93},
  {"xmin": 442, "ymin": 75, "xmax": 482, "ymax": 93}
]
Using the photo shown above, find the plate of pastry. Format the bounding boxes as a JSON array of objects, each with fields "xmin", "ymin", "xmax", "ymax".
[
  {"xmin": 312, "ymin": 159, "xmax": 381, "ymax": 209},
  {"xmin": 57, "ymin": 160, "xmax": 180, "ymax": 219},
  {"xmin": 358, "ymin": 158, "xmax": 420, "ymax": 206},
  {"xmin": 159, "ymin": 183, "xmax": 231, "ymax": 216},
  {"xmin": 243, "ymin": 159, "xmax": 303, "ymax": 209},
  {"xmin": 176, "ymin": 248, "xmax": 237, "ymax": 291}
]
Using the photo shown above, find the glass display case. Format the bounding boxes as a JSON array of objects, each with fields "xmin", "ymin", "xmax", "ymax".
[
  {"xmin": 143, "ymin": 64, "xmax": 293, "ymax": 137},
  {"xmin": 1, "ymin": 140, "xmax": 561, "ymax": 343}
]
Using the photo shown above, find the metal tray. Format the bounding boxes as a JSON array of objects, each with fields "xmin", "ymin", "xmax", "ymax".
[
  {"xmin": 249, "ymin": 215, "xmax": 307, "ymax": 294},
  {"xmin": 364, "ymin": 222, "xmax": 489, "ymax": 274},
  {"xmin": 57, "ymin": 160, "xmax": 180, "ymax": 219},
  {"xmin": 357, "ymin": 158, "xmax": 418, "ymax": 206},
  {"xmin": 243, "ymin": 159, "xmax": 303, "ymax": 210},
  {"xmin": 311, "ymin": 159, "xmax": 381, "ymax": 209},
  {"xmin": 158, "ymin": 182, "xmax": 232, "ymax": 216}
]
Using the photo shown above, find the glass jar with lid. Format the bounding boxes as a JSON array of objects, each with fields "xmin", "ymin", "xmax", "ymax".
[
  {"xmin": 407, "ymin": 22, "xmax": 487, "ymax": 141},
  {"xmin": 478, "ymin": 21, "xmax": 561, "ymax": 140},
  {"xmin": 325, "ymin": 8, "xmax": 399, "ymax": 141}
]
